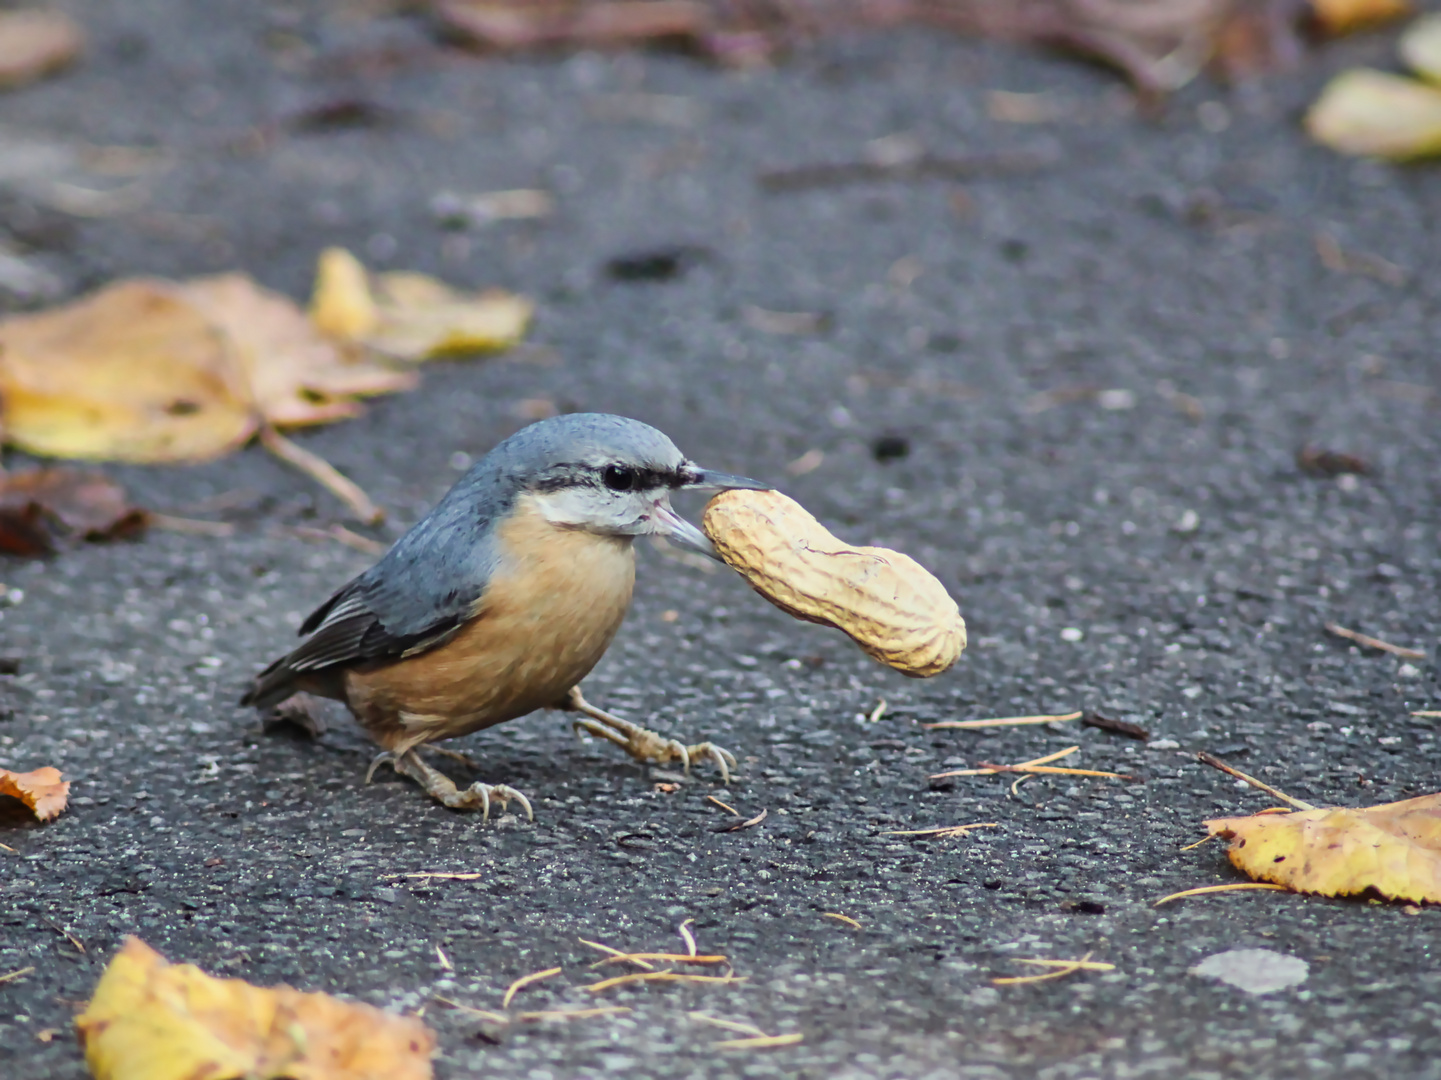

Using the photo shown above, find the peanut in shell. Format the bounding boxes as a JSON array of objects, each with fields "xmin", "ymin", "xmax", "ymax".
[{"xmin": 702, "ymin": 489, "xmax": 965, "ymax": 678}]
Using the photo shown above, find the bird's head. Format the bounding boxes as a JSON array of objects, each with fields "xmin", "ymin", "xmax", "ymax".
[{"xmin": 500, "ymin": 413, "xmax": 768, "ymax": 555}]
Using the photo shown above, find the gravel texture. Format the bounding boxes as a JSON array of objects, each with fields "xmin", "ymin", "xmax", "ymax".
[{"xmin": 2, "ymin": 4, "xmax": 1439, "ymax": 1078}]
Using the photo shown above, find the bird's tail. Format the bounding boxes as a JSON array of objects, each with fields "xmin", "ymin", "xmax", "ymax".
[{"xmin": 240, "ymin": 656, "xmax": 298, "ymax": 710}]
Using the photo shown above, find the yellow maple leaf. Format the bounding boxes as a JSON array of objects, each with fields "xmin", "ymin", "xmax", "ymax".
[
  {"xmin": 76, "ymin": 938, "xmax": 434, "ymax": 1080},
  {"xmin": 1206, "ymin": 793, "xmax": 1441, "ymax": 903},
  {"xmin": 0, "ymin": 280, "xmax": 255, "ymax": 463}
]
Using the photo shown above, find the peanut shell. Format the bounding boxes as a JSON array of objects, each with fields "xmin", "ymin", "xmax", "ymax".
[{"xmin": 702, "ymin": 489, "xmax": 965, "ymax": 678}]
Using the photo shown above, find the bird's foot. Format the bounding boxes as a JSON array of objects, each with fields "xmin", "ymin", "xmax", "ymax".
[
  {"xmin": 560, "ymin": 687, "xmax": 736, "ymax": 783},
  {"xmin": 366, "ymin": 750, "xmax": 533, "ymax": 822},
  {"xmin": 417, "ymin": 743, "xmax": 482, "ymax": 771}
]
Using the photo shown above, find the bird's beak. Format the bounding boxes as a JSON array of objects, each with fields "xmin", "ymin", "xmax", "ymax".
[
  {"xmin": 651, "ymin": 499, "xmax": 721, "ymax": 560},
  {"xmin": 657, "ymin": 466, "xmax": 770, "ymax": 560},
  {"xmin": 680, "ymin": 467, "xmax": 770, "ymax": 492}
]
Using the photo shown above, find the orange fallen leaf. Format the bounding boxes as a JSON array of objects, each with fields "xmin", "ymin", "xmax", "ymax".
[
  {"xmin": 0, "ymin": 766, "xmax": 70, "ymax": 822},
  {"xmin": 76, "ymin": 937, "xmax": 434, "ymax": 1080},
  {"xmin": 182, "ymin": 273, "xmax": 417, "ymax": 428},
  {"xmin": 0, "ymin": 10, "xmax": 85, "ymax": 90},
  {"xmin": 1205, "ymin": 793, "xmax": 1441, "ymax": 903},
  {"xmin": 1310, "ymin": 0, "xmax": 1412, "ymax": 36}
]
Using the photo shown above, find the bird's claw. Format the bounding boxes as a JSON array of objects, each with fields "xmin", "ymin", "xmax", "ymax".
[
  {"xmin": 366, "ymin": 749, "xmax": 533, "ymax": 822},
  {"xmin": 565, "ymin": 689, "xmax": 736, "ymax": 783}
]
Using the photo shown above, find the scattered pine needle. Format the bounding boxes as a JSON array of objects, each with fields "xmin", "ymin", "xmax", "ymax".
[
  {"xmin": 1014, "ymin": 957, "xmax": 1114, "ymax": 972},
  {"xmin": 259, "ymin": 424, "xmax": 383, "ymax": 525},
  {"xmin": 517, "ymin": 1007, "xmax": 631, "ymax": 1022},
  {"xmin": 1009, "ymin": 774, "xmax": 1032, "ymax": 797},
  {"xmin": 502, "ymin": 966, "xmax": 562, "ymax": 1008},
  {"xmin": 821, "ymin": 913, "xmax": 861, "ymax": 929},
  {"xmin": 713, "ymin": 1033, "xmax": 804, "ymax": 1050},
  {"xmin": 148, "ymin": 513, "xmax": 235, "ymax": 537},
  {"xmin": 707, "ymin": 795, "xmax": 740, "ymax": 816},
  {"xmin": 1325, "ymin": 622, "xmax": 1425, "ymax": 660},
  {"xmin": 1195, "ymin": 752, "xmax": 1314, "ymax": 811},
  {"xmin": 0, "ymin": 841, "xmax": 16, "ymax": 853},
  {"xmin": 678, "ymin": 918, "xmax": 698, "ymax": 957},
  {"xmin": 584, "ymin": 970, "xmax": 747, "ymax": 993},
  {"xmin": 1179, "ymin": 834, "xmax": 1215, "ymax": 852},
  {"xmin": 689, "ymin": 1012, "xmax": 767, "ymax": 1038},
  {"xmin": 592, "ymin": 954, "xmax": 729, "ymax": 968},
  {"xmin": 403, "ymin": 871, "xmax": 483, "ymax": 880},
  {"xmin": 925, "ymin": 710, "xmax": 1082, "ymax": 730},
  {"xmin": 885, "ymin": 823, "xmax": 998, "ymax": 839},
  {"xmin": 994, "ymin": 952, "xmax": 1103, "ymax": 986},
  {"xmin": 1411, "ymin": 711, "xmax": 1441, "ymax": 719},
  {"xmin": 432, "ymin": 997, "xmax": 508, "ymax": 1024},
  {"xmin": 0, "ymin": 966, "xmax": 34, "ymax": 985},
  {"xmin": 579, "ymin": 938, "xmax": 654, "ymax": 970},
  {"xmin": 931, "ymin": 745, "xmax": 1132, "ymax": 781},
  {"xmin": 719, "ymin": 808, "xmax": 767, "ymax": 832},
  {"xmin": 1153, "ymin": 882, "xmax": 1290, "ymax": 906},
  {"xmin": 289, "ymin": 522, "xmax": 386, "ymax": 555},
  {"xmin": 868, "ymin": 699, "xmax": 888, "ymax": 723},
  {"xmin": 435, "ymin": 944, "xmax": 453, "ymax": 971}
]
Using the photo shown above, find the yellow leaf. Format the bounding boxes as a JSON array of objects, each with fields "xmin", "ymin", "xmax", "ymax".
[
  {"xmin": 1400, "ymin": 12, "xmax": 1441, "ymax": 84},
  {"xmin": 1206, "ymin": 793, "xmax": 1441, "ymax": 903},
  {"xmin": 367, "ymin": 271, "xmax": 533, "ymax": 360},
  {"xmin": 1309, "ymin": 0, "xmax": 1411, "ymax": 36},
  {"xmin": 182, "ymin": 273, "xmax": 417, "ymax": 428},
  {"xmin": 0, "ymin": 280, "xmax": 256, "ymax": 463},
  {"xmin": 309, "ymin": 247, "xmax": 380, "ymax": 340},
  {"xmin": 1305, "ymin": 68, "xmax": 1441, "ymax": 159},
  {"xmin": 0, "ymin": 765, "xmax": 69, "ymax": 822},
  {"xmin": 76, "ymin": 938, "xmax": 435, "ymax": 1080},
  {"xmin": 307, "ymin": 248, "xmax": 532, "ymax": 360}
]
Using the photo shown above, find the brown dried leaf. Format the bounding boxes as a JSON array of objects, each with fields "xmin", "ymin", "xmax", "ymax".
[
  {"xmin": 1205, "ymin": 793, "xmax": 1441, "ymax": 903},
  {"xmin": 76, "ymin": 937, "xmax": 435, "ymax": 1080},
  {"xmin": 0, "ymin": 765, "xmax": 70, "ymax": 822},
  {"xmin": 0, "ymin": 10, "xmax": 85, "ymax": 90},
  {"xmin": 0, "ymin": 468, "xmax": 147, "ymax": 555}
]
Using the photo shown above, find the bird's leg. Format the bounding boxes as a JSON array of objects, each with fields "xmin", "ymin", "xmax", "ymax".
[
  {"xmin": 417, "ymin": 743, "xmax": 481, "ymax": 771},
  {"xmin": 557, "ymin": 686, "xmax": 736, "ymax": 783},
  {"xmin": 366, "ymin": 749, "xmax": 533, "ymax": 822}
]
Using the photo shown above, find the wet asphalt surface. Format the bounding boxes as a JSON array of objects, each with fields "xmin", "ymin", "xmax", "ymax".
[{"xmin": 3, "ymin": 3, "xmax": 1441, "ymax": 1078}]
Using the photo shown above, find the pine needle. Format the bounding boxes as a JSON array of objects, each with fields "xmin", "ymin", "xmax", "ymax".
[
  {"xmin": 1153, "ymin": 882, "xmax": 1290, "ymax": 906},
  {"xmin": 1325, "ymin": 622, "xmax": 1425, "ymax": 659},
  {"xmin": 584, "ymin": 970, "xmax": 747, "ymax": 993},
  {"xmin": 259, "ymin": 424, "xmax": 383, "ymax": 524},
  {"xmin": 884, "ymin": 823, "xmax": 998, "ymax": 839},
  {"xmin": 713, "ymin": 1033, "xmax": 804, "ymax": 1050},
  {"xmin": 821, "ymin": 913, "xmax": 861, "ymax": 929},
  {"xmin": 924, "ymin": 711, "xmax": 1082, "ymax": 730},
  {"xmin": 502, "ymin": 966, "xmax": 562, "ymax": 1008},
  {"xmin": 591, "ymin": 953, "xmax": 729, "ymax": 968},
  {"xmin": 688, "ymin": 1012, "xmax": 767, "ymax": 1038},
  {"xmin": 579, "ymin": 938, "xmax": 655, "ymax": 970}
]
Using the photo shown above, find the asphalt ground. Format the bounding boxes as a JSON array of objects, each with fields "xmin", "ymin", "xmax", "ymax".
[{"xmin": 2, "ymin": 4, "xmax": 1440, "ymax": 1078}]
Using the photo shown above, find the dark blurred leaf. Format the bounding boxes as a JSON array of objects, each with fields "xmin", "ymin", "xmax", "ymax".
[{"xmin": 0, "ymin": 468, "xmax": 148, "ymax": 556}]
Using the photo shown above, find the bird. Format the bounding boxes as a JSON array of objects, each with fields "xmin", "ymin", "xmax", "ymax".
[{"xmin": 242, "ymin": 413, "xmax": 769, "ymax": 820}]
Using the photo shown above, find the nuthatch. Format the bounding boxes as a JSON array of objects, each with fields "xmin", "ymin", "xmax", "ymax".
[{"xmin": 242, "ymin": 413, "xmax": 769, "ymax": 820}]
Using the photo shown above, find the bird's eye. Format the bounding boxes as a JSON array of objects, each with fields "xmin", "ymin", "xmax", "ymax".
[{"xmin": 602, "ymin": 465, "xmax": 636, "ymax": 492}]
